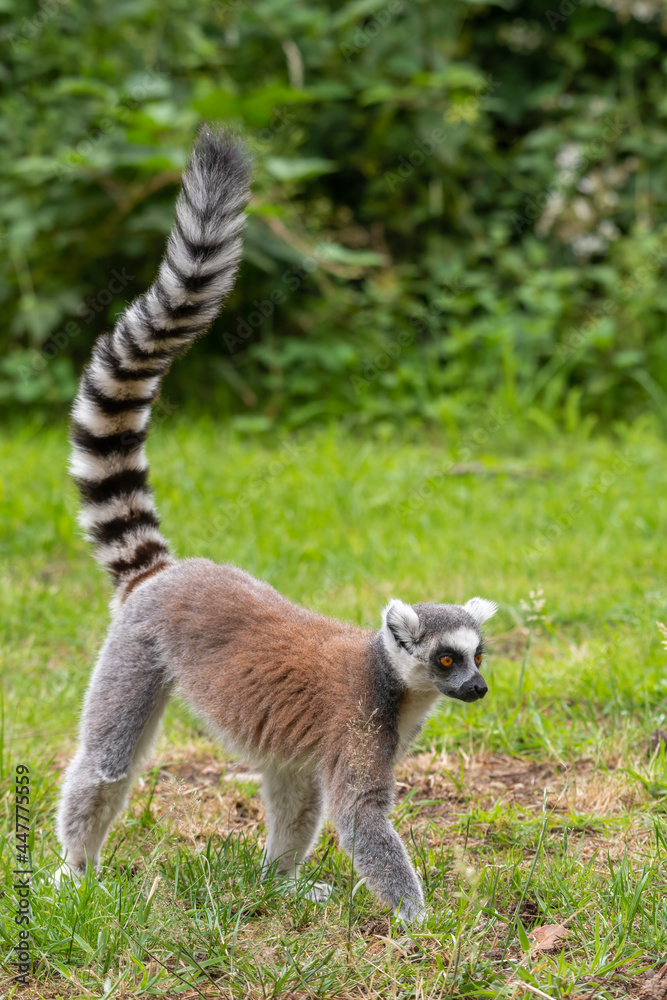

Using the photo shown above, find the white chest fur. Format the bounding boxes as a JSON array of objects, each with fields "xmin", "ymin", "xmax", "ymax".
[{"xmin": 395, "ymin": 688, "xmax": 439, "ymax": 760}]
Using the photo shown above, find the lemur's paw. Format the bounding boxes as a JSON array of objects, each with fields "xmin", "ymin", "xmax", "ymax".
[
  {"xmin": 302, "ymin": 879, "xmax": 335, "ymax": 903},
  {"xmin": 53, "ymin": 863, "xmax": 84, "ymax": 887},
  {"xmin": 394, "ymin": 895, "xmax": 427, "ymax": 926},
  {"xmin": 275, "ymin": 875, "xmax": 334, "ymax": 904}
]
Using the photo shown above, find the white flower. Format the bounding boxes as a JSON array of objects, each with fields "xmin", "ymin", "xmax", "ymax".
[
  {"xmin": 589, "ymin": 97, "xmax": 608, "ymax": 116},
  {"xmin": 571, "ymin": 233, "xmax": 606, "ymax": 257},
  {"xmin": 535, "ymin": 191, "xmax": 564, "ymax": 236},
  {"xmin": 657, "ymin": 622, "xmax": 667, "ymax": 650},
  {"xmin": 632, "ymin": 0, "xmax": 656, "ymax": 20},
  {"xmin": 599, "ymin": 220, "xmax": 620, "ymax": 240},
  {"xmin": 573, "ymin": 197, "xmax": 594, "ymax": 221},
  {"xmin": 519, "ymin": 587, "xmax": 546, "ymax": 625},
  {"xmin": 556, "ymin": 143, "xmax": 583, "ymax": 170}
]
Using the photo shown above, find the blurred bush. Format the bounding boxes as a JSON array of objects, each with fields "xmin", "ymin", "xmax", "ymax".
[{"xmin": 1, "ymin": 0, "xmax": 667, "ymax": 430}]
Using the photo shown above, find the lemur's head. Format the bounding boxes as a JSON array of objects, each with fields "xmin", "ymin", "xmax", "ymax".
[{"xmin": 381, "ymin": 597, "xmax": 497, "ymax": 702}]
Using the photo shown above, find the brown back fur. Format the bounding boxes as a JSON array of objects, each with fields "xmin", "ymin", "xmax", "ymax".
[{"xmin": 125, "ymin": 559, "xmax": 395, "ymax": 773}]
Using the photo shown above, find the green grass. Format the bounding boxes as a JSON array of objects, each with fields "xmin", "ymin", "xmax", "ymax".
[{"xmin": 1, "ymin": 416, "xmax": 666, "ymax": 998}]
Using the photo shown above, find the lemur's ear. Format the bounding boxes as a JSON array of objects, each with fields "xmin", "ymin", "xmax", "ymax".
[
  {"xmin": 383, "ymin": 599, "xmax": 422, "ymax": 652},
  {"xmin": 464, "ymin": 596, "xmax": 498, "ymax": 626}
]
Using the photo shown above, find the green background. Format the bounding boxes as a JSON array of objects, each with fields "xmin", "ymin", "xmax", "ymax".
[{"xmin": 2, "ymin": 0, "xmax": 667, "ymax": 430}]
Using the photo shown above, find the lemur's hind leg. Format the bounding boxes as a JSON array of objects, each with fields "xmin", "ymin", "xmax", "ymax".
[
  {"xmin": 261, "ymin": 765, "xmax": 327, "ymax": 897},
  {"xmin": 57, "ymin": 632, "xmax": 172, "ymax": 878}
]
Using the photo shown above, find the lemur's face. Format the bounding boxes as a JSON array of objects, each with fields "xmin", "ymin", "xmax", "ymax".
[{"xmin": 381, "ymin": 597, "xmax": 497, "ymax": 702}]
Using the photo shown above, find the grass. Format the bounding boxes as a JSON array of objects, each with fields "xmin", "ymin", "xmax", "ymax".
[{"xmin": 1, "ymin": 414, "xmax": 666, "ymax": 999}]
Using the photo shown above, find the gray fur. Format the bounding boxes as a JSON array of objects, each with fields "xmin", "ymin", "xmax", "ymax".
[
  {"xmin": 262, "ymin": 764, "xmax": 323, "ymax": 875},
  {"xmin": 329, "ymin": 742, "xmax": 425, "ymax": 921},
  {"xmin": 380, "ymin": 598, "xmax": 493, "ymax": 702},
  {"xmin": 57, "ymin": 562, "xmax": 496, "ymax": 920},
  {"xmin": 57, "ymin": 129, "xmax": 498, "ymax": 918}
]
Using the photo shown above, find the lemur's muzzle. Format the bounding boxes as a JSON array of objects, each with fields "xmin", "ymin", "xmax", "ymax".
[{"xmin": 451, "ymin": 673, "xmax": 488, "ymax": 703}]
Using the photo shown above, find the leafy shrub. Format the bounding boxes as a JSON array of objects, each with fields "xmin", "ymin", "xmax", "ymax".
[{"xmin": 2, "ymin": 0, "xmax": 667, "ymax": 429}]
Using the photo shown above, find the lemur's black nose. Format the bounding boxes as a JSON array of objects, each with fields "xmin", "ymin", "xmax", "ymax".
[
  {"xmin": 451, "ymin": 676, "xmax": 489, "ymax": 702},
  {"xmin": 474, "ymin": 678, "xmax": 488, "ymax": 699}
]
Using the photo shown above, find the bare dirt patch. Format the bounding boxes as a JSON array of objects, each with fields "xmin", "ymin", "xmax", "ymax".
[
  {"xmin": 135, "ymin": 751, "xmax": 264, "ymax": 845},
  {"xmin": 393, "ymin": 748, "xmax": 651, "ymax": 858},
  {"xmin": 128, "ymin": 742, "xmax": 653, "ymax": 863}
]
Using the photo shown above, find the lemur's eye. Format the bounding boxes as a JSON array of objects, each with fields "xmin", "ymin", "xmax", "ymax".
[
  {"xmin": 475, "ymin": 653, "xmax": 483, "ymax": 666},
  {"xmin": 440, "ymin": 655, "xmax": 453, "ymax": 667}
]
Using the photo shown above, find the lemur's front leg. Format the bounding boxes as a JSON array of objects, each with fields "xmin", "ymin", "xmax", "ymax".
[
  {"xmin": 327, "ymin": 760, "xmax": 424, "ymax": 921},
  {"xmin": 338, "ymin": 798, "xmax": 424, "ymax": 920}
]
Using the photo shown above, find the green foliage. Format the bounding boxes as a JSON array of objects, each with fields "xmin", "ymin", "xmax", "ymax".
[{"xmin": 2, "ymin": 0, "xmax": 667, "ymax": 428}]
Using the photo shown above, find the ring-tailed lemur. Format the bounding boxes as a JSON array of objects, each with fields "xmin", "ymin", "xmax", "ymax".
[{"xmin": 57, "ymin": 126, "xmax": 498, "ymax": 922}]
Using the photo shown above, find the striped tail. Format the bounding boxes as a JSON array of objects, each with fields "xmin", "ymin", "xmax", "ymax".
[{"xmin": 70, "ymin": 126, "xmax": 252, "ymax": 596}]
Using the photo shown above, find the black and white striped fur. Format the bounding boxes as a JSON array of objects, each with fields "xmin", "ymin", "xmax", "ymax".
[{"xmin": 70, "ymin": 127, "xmax": 252, "ymax": 601}]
